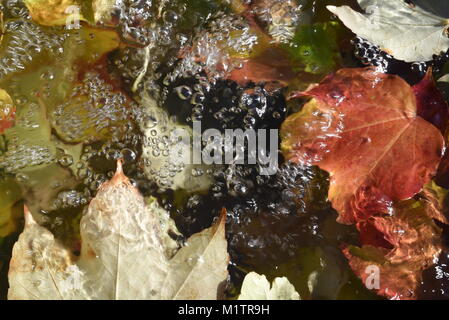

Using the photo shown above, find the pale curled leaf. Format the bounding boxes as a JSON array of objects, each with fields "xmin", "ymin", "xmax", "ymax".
[
  {"xmin": 327, "ymin": 0, "xmax": 449, "ymax": 62},
  {"xmin": 238, "ymin": 272, "xmax": 300, "ymax": 300},
  {"xmin": 8, "ymin": 161, "xmax": 229, "ymax": 300}
]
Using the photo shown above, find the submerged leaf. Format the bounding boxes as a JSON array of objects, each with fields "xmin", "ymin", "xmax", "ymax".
[
  {"xmin": 8, "ymin": 161, "xmax": 229, "ymax": 300},
  {"xmin": 281, "ymin": 68, "xmax": 445, "ymax": 225},
  {"xmin": 344, "ymin": 198, "xmax": 443, "ymax": 300},
  {"xmin": 328, "ymin": 0, "xmax": 449, "ymax": 62},
  {"xmin": 238, "ymin": 272, "xmax": 300, "ymax": 300},
  {"xmin": 228, "ymin": 47, "xmax": 297, "ymax": 87},
  {"xmin": 284, "ymin": 22, "xmax": 342, "ymax": 75}
]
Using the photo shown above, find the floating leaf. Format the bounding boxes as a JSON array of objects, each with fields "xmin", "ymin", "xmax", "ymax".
[
  {"xmin": 238, "ymin": 272, "xmax": 300, "ymax": 300},
  {"xmin": 344, "ymin": 198, "xmax": 443, "ymax": 300},
  {"xmin": 8, "ymin": 161, "xmax": 229, "ymax": 300},
  {"xmin": 281, "ymin": 68, "xmax": 445, "ymax": 224},
  {"xmin": 327, "ymin": 0, "xmax": 449, "ymax": 62}
]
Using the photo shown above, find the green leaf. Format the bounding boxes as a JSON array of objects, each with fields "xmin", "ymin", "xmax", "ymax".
[{"xmin": 284, "ymin": 21, "xmax": 341, "ymax": 75}]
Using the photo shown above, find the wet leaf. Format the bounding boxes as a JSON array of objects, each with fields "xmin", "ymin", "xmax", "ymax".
[
  {"xmin": 228, "ymin": 47, "xmax": 297, "ymax": 87},
  {"xmin": 344, "ymin": 198, "xmax": 443, "ymax": 300},
  {"xmin": 238, "ymin": 272, "xmax": 300, "ymax": 300},
  {"xmin": 412, "ymin": 69, "xmax": 449, "ymax": 133},
  {"xmin": 284, "ymin": 22, "xmax": 342, "ymax": 75},
  {"xmin": 281, "ymin": 68, "xmax": 445, "ymax": 225},
  {"xmin": 327, "ymin": 0, "xmax": 449, "ymax": 62},
  {"xmin": 7, "ymin": 161, "xmax": 229, "ymax": 300},
  {"xmin": 421, "ymin": 181, "xmax": 449, "ymax": 224}
]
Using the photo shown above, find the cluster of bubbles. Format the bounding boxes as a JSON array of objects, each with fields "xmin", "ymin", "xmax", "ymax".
[
  {"xmin": 165, "ymin": 13, "xmax": 258, "ymax": 85},
  {"xmin": 51, "ymin": 72, "xmax": 133, "ymax": 143},
  {"xmin": 353, "ymin": 36, "xmax": 449, "ymax": 81},
  {"xmin": 1, "ymin": 0, "xmax": 29, "ymax": 20},
  {"xmin": 0, "ymin": 102, "xmax": 56, "ymax": 173},
  {"xmin": 0, "ymin": 20, "xmax": 66, "ymax": 79},
  {"xmin": 352, "ymin": 37, "xmax": 391, "ymax": 73},
  {"xmin": 110, "ymin": 0, "xmax": 225, "ymax": 93},
  {"xmin": 252, "ymin": 0, "xmax": 303, "ymax": 44},
  {"xmin": 52, "ymin": 190, "xmax": 89, "ymax": 210},
  {"xmin": 48, "ymin": 132, "xmax": 142, "ymax": 212},
  {"xmin": 166, "ymin": 79, "xmax": 286, "ymax": 131},
  {"xmin": 0, "ymin": 143, "xmax": 54, "ymax": 173}
]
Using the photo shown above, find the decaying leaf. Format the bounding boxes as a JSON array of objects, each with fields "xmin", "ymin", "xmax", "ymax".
[
  {"xmin": 328, "ymin": 0, "xmax": 449, "ymax": 62},
  {"xmin": 344, "ymin": 198, "xmax": 443, "ymax": 300},
  {"xmin": 238, "ymin": 272, "xmax": 300, "ymax": 300},
  {"xmin": 8, "ymin": 161, "xmax": 229, "ymax": 300},
  {"xmin": 281, "ymin": 68, "xmax": 445, "ymax": 225}
]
